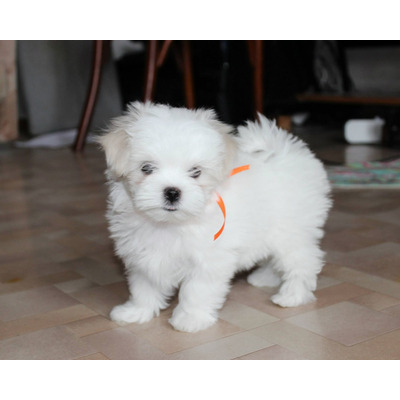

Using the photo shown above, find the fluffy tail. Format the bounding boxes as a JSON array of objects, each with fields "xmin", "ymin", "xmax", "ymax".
[{"xmin": 235, "ymin": 113, "xmax": 308, "ymax": 160}]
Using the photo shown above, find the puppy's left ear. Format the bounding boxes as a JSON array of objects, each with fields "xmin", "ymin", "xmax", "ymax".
[{"xmin": 97, "ymin": 128, "xmax": 131, "ymax": 178}]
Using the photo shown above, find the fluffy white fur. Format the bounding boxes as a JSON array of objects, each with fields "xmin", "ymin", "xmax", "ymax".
[{"xmin": 98, "ymin": 101, "xmax": 332, "ymax": 333}]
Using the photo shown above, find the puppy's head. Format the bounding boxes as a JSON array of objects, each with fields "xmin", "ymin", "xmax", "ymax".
[{"xmin": 98, "ymin": 102, "xmax": 236, "ymax": 223}]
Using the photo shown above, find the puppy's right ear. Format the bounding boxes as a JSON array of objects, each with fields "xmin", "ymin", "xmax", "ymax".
[{"xmin": 97, "ymin": 128, "xmax": 131, "ymax": 178}]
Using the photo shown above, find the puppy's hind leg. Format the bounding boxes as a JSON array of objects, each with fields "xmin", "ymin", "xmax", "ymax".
[
  {"xmin": 270, "ymin": 241, "xmax": 324, "ymax": 308},
  {"xmin": 247, "ymin": 257, "xmax": 282, "ymax": 288}
]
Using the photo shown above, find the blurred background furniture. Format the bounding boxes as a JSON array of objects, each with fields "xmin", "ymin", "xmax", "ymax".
[
  {"xmin": 296, "ymin": 41, "xmax": 400, "ymax": 144},
  {"xmin": 0, "ymin": 40, "xmax": 18, "ymax": 142},
  {"xmin": 143, "ymin": 40, "xmax": 195, "ymax": 108},
  {"xmin": 74, "ymin": 40, "xmax": 197, "ymax": 152},
  {"xmin": 18, "ymin": 40, "xmax": 122, "ymax": 142},
  {"xmin": 16, "ymin": 41, "xmax": 400, "ymax": 152},
  {"xmin": 73, "ymin": 40, "xmax": 265, "ymax": 152}
]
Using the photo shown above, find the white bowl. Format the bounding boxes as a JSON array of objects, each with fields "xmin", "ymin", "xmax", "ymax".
[{"xmin": 344, "ymin": 117, "xmax": 385, "ymax": 144}]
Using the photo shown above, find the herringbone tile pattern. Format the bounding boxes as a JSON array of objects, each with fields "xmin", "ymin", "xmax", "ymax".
[{"xmin": 1, "ymin": 145, "xmax": 400, "ymax": 359}]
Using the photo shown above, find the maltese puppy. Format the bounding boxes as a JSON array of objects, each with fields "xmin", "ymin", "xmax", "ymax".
[{"xmin": 99, "ymin": 102, "xmax": 331, "ymax": 332}]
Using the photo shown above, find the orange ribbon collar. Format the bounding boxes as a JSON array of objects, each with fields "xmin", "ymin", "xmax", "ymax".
[{"xmin": 214, "ymin": 164, "xmax": 250, "ymax": 241}]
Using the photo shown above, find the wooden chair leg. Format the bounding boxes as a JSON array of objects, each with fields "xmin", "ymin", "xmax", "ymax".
[
  {"xmin": 73, "ymin": 40, "xmax": 104, "ymax": 152},
  {"xmin": 144, "ymin": 40, "xmax": 158, "ymax": 102},
  {"xmin": 277, "ymin": 115, "xmax": 292, "ymax": 131},
  {"xmin": 143, "ymin": 40, "xmax": 195, "ymax": 107},
  {"xmin": 157, "ymin": 40, "xmax": 173, "ymax": 67},
  {"xmin": 252, "ymin": 40, "xmax": 263, "ymax": 115},
  {"xmin": 182, "ymin": 40, "xmax": 195, "ymax": 109}
]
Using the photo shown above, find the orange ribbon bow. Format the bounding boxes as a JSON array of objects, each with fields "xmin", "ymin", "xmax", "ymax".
[{"xmin": 214, "ymin": 165, "xmax": 250, "ymax": 241}]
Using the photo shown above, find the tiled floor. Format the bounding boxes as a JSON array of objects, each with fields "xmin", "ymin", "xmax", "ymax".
[{"xmin": 1, "ymin": 143, "xmax": 400, "ymax": 360}]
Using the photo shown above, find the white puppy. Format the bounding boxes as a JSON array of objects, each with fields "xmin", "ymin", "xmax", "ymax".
[{"xmin": 99, "ymin": 101, "xmax": 331, "ymax": 332}]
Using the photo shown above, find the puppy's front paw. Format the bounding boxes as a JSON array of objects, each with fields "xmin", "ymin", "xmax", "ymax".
[
  {"xmin": 110, "ymin": 301, "xmax": 155, "ymax": 324},
  {"xmin": 169, "ymin": 306, "xmax": 217, "ymax": 333},
  {"xmin": 271, "ymin": 290, "xmax": 316, "ymax": 308}
]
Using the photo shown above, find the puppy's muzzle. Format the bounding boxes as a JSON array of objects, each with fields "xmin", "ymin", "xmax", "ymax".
[{"xmin": 164, "ymin": 187, "xmax": 181, "ymax": 206}]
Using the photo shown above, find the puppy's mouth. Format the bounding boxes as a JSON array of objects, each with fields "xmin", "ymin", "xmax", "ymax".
[{"xmin": 163, "ymin": 205, "xmax": 178, "ymax": 212}]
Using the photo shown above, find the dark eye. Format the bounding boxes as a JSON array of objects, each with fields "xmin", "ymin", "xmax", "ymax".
[
  {"xmin": 189, "ymin": 167, "xmax": 201, "ymax": 179},
  {"xmin": 141, "ymin": 163, "xmax": 155, "ymax": 175}
]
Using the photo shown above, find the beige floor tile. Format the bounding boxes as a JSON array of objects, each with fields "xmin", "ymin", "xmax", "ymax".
[
  {"xmin": 0, "ymin": 326, "xmax": 95, "ymax": 359},
  {"xmin": 77, "ymin": 352, "xmax": 109, "ymax": 360},
  {"xmin": 0, "ymin": 286, "xmax": 78, "ymax": 321},
  {"xmin": 89, "ymin": 251, "xmax": 123, "ymax": 268},
  {"xmin": 82, "ymin": 327, "xmax": 167, "ymax": 360},
  {"xmin": 0, "ymin": 225, "xmax": 58, "ymax": 243},
  {"xmin": 84, "ymin": 233, "xmax": 112, "ymax": 247},
  {"xmin": 235, "ymin": 344, "xmax": 304, "ymax": 360},
  {"xmin": 370, "ymin": 208, "xmax": 400, "ymax": 227},
  {"xmin": 364, "ymin": 253, "xmax": 400, "ymax": 281},
  {"xmin": 33, "ymin": 270, "xmax": 83, "ymax": 285},
  {"xmin": 345, "ymin": 242, "xmax": 400, "ymax": 260},
  {"xmin": 229, "ymin": 279, "xmax": 370, "ymax": 319},
  {"xmin": 227, "ymin": 279, "xmax": 281, "ymax": 315},
  {"xmin": 65, "ymin": 315, "xmax": 118, "ymax": 337},
  {"xmin": 219, "ymin": 299, "xmax": 279, "ymax": 329},
  {"xmin": 39, "ymin": 242, "xmax": 89, "ymax": 264},
  {"xmin": 357, "ymin": 224, "xmax": 400, "ymax": 246},
  {"xmin": 54, "ymin": 236, "xmax": 107, "ymax": 258},
  {"xmin": 103, "ymin": 281, "xmax": 130, "ymax": 299},
  {"xmin": 69, "ymin": 285, "xmax": 125, "ymax": 318},
  {"xmin": 250, "ymin": 320, "xmax": 355, "ymax": 359},
  {"xmin": 321, "ymin": 228, "xmax": 385, "ymax": 253},
  {"xmin": 332, "ymin": 190, "xmax": 400, "ymax": 215},
  {"xmin": 0, "ymin": 235, "xmax": 55, "ymax": 260},
  {"xmin": 323, "ymin": 265, "xmax": 400, "ymax": 299},
  {"xmin": 313, "ymin": 282, "xmax": 371, "ymax": 308},
  {"xmin": 126, "ymin": 307, "xmax": 242, "ymax": 354},
  {"xmin": 169, "ymin": 331, "xmax": 274, "ymax": 360},
  {"xmin": 54, "ymin": 278, "xmax": 98, "ymax": 294},
  {"xmin": 327, "ymin": 212, "xmax": 394, "ymax": 235},
  {"xmin": 60, "ymin": 257, "xmax": 124, "ymax": 285},
  {"xmin": 0, "ymin": 271, "xmax": 82, "ymax": 295},
  {"xmin": 71, "ymin": 212, "xmax": 107, "ymax": 227},
  {"xmin": 350, "ymin": 329, "xmax": 400, "ymax": 359},
  {"xmin": 40, "ymin": 229, "xmax": 70, "ymax": 241},
  {"xmin": 0, "ymin": 258, "xmax": 66, "ymax": 281},
  {"xmin": 324, "ymin": 210, "xmax": 360, "ymax": 233},
  {"xmin": 0, "ymin": 304, "xmax": 96, "ymax": 340},
  {"xmin": 324, "ymin": 251, "xmax": 348, "ymax": 265},
  {"xmin": 316, "ymin": 274, "xmax": 341, "ymax": 290},
  {"xmin": 248, "ymin": 271, "xmax": 341, "ymax": 294},
  {"xmin": 286, "ymin": 301, "xmax": 400, "ymax": 346},
  {"xmin": 43, "ymin": 213, "xmax": 92, "ymax": 232},
  {"xmin": 340, "ymin": 242, "xmax": 400, "ymax": 281},
  {"xmin": 381, "ymin": 304, "xmax": 400, "ymax": 318},
  {"xmin": 351, "ymin": 292, "xmax": 400, "ymax": 311}
]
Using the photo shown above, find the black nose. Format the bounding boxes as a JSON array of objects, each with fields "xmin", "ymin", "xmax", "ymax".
[{"xmin": 164, "ymin": 187, "xmax": 181, "ymax": 204}]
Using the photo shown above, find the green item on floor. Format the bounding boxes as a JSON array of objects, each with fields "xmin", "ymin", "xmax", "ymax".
[{"xmin": 327, "ymin": 158, "xmax": 400, "ymax": 189}]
